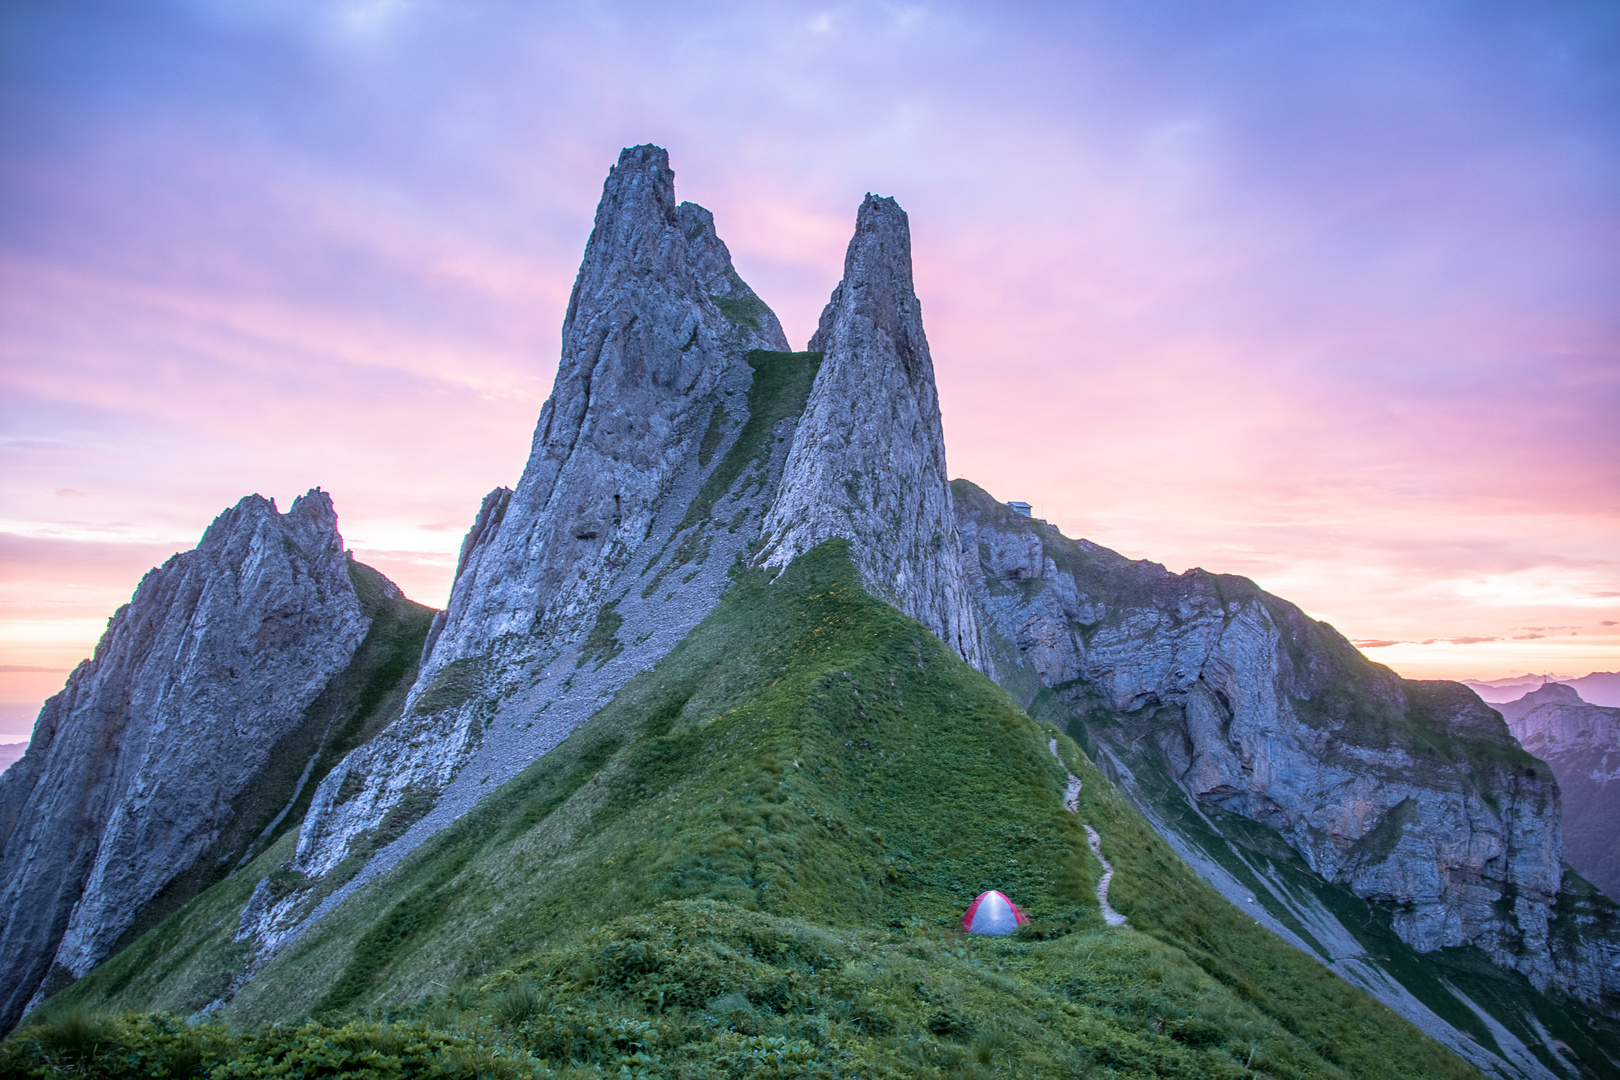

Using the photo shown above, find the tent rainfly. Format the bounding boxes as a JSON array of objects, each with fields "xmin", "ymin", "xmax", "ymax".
[{"xmin": 961, "ymin": 890, "xmax": 1029, "ymax": 935}]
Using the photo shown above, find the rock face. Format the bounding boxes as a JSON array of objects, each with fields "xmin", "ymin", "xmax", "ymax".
[
  {"xmin": 1501, "ymin": 684, "xmax": 1620, "ymax": 901},
  {"xmin": 759, "ymin": 195, "xmax": 986, "ymax": 671},
  {"xmin": 953, "ymin": 481, "xmax": 1619, "ymax": 1010},
  {"xmin": 0, "ymin": 492, "xmax": 371, "ymax": 1030},
  {"xmin": 242, "ymin": 166, "xmax": 995, "ymax": 963},
  {"xmin": 264, "ymin": 146, "xmax": 798, "ymax": 935},
  {"xmin": 419, "ymin": 146, "xmax": 788, "ymax": 674}
]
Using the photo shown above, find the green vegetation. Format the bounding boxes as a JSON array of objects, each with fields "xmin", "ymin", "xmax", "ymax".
[
  {"xmin": 23, "ymin": 543, "xmax": 1477, "ymax": 1078},
  {"xmin": 1, "ymin": 1007, "xmax": 533, "ymax": 1079},
  {"xmin": 699, "ymin": 402, "xmax": 731, "ymax": 468},
  {"xmin": 676, "ymin": 350, "xmax": 822, "ymax": 538},
  {"xmin": 577, "ymin": 600, "xmax": 625, "ymax": 669},
  {"xmin": 641, "ymin": 349, "xmax": 821, "ymax": 598},
  {"xmin": 410, "ymin": 657, "xmax": 485, "ymax": 718},
  {"xmin": 710, "ymin": 290, "xmax": 771, "ymax": 330}
]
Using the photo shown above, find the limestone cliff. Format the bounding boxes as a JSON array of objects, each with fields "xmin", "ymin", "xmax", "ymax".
[
  {"xmin": 759, "ymin": 195, "xmax": 986, "ymax": 671},
  {"xmin": 253, "ymin": 147, "xmax": 803, "ymax": 951},
  {"xmin": 953, "ymin": 480, "xmax": 1620, "ymax": 1024},
  {"xmin": 0, "ymin": 492, "xmax": 381, "ymax": 1030},
  {"xmin": 418, "ymin": 146, "xmax": 787, "ymax": 674},
  {"xmin": 1501, "ymin": 684, "xmax": 1620, "ymax": 902},
  {"xmin": 238, "ymin": 169, "xmax": 997, "ymax": 965}
]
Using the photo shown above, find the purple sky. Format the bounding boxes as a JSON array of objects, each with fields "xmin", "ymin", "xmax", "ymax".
[{"xmin": 2, "ymin": 0, "xmax": 1617, "ymax": 741}]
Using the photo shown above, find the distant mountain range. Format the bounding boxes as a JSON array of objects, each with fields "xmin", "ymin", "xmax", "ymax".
[
  {"xmin": 1497, "ymin": 682, "xmax": 1620, "ymax": 904},
  {"xmin": 1466, "ymin": 672, "xmax": 1620, "ymax": 706}
]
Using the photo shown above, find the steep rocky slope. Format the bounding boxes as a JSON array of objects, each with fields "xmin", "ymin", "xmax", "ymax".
[
  {"xmin": 0, "ymin": 491, "xmax": 432, "ymax": 1031},
  {"xmin": 758, "ymin": 195, "xmax": 986, "ymax": 671},
  {"xmin": 955, "ymin": 481, "xmax": 1620, "ymax": 1076},
  {"xmin": 247, "ymin": 147, "xmax": 803, "ymax": 956},
  {"xmin": 243, "ymin": 151, "xmax": 995, "ymax": 968},
  {"xmin": 1500, "ymin": 684, "xmax": 1620, "ymax": 902}
]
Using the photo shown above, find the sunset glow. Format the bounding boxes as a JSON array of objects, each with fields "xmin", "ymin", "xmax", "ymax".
[{"xmin": 2, "ymin": 1, "xmax": 1616, "ymax": 740}]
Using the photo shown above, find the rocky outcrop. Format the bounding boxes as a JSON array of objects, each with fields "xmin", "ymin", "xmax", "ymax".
[
  {"xmin": 953, "ymin": 480, "xmax": 1619, "ymax": 1009},
  {"xmin": 0, "ymin": 492, "xmax": 372, "ymax": 1030},
  {"xmin": 419, "ymin": 146, "xmax": 787, "ymax": 675},
  {"xmin": 759, "ymin": 195, "xmax": 986, "ymax": 670},
  {"xmin": 265, "ymin": 146, "xmax": 798, "ymax": 930},
  {"xmin": 1501, "ymin": 684, "xmax": 1620, "ymax": 901},
  {"xmin": 242, "ymin": 169, "xmax": 1000, "ymax": 963}
]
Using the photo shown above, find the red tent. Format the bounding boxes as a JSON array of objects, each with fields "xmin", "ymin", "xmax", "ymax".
[{"xmin": 961, "ymin": 890, "xmax": 1029, "ymax": 935}]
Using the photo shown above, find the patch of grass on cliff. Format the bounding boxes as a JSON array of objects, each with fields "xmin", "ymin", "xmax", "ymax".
[
  {"xmin": 638, "ymin": 349, "xmax": 823, "ymax": 599},
  {"xmin": 409, "ymin": 656, "xmax": 483, "ymax": 717},
  {"xmin": 710, "ymin": 291, "xmax": 770, "ymax": 330},
  {"xmin": 697, "ymin": 401, "xmax": 728, "ymax": 468},
  {"xmin": 576, "ymin": 599, "xmax": 624, "ymax": 670},
  {"xmin": 674, "ymin": 350, "xmax": 821, "ymax": 537}
]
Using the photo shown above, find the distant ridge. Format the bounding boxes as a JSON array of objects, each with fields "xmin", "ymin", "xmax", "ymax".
[
  {"xmin": 1466, "ymin": 671, "xmax": 1620, "ymax": 706},
  {"xmin": 1498, "ymin": 682, "xmax": 1620, "ymax": 902}
]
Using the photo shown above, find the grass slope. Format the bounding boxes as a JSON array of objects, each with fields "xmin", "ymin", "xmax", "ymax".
[{"xmin": 18, "ymin": 543, "xmax": 1475, "ymax": 1078}]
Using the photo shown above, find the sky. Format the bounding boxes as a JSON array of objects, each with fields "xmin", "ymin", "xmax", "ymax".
[{"xmin": 2, "ymin": 0, "xmax": 1617, "ymax": 742}]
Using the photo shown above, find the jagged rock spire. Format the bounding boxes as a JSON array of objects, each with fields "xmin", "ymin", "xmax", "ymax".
[
  {"xmin": 279, "ymin": 147, "xmax": 793, "ymax": 894},
  {"xmin": 760, "ymin": 195, "xmax": 988, "ymax": 670},
  {"xmin": 0, "ymin": 490, "xmax": 369, "ymax": 1030},
  {"xmin": 417, "ymin": 145, "xmax": 788, "ymax": 671}
]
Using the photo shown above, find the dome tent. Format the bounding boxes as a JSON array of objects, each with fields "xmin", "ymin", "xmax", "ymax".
[{"xmin": 961, "ymin": 890, "xmax": 1029, "ymax": 935}]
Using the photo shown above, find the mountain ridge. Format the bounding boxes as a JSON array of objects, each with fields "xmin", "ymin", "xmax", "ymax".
[
  {"xmin": 0, "ymin": 490, "xmax": 433, "ymax": 1031},
  {"xmin": 3, "ymin": 144, "xmax": 1617, "ymax": 1079}
]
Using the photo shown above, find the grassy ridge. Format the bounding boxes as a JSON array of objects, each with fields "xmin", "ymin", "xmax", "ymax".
[{"xmin": 24, "ymin": 543, "xmax": 1476, "ymax": 1078}]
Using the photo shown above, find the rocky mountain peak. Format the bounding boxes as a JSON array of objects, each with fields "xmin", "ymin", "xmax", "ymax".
[
  {"xmin": 760, "ymin": 194, "xmax": 987, "ymax": 670},
  {"xmin": 192, "ymin": 490, "xmax": 343, "ymax": 569},
  {"xmin": 1520, "ymin": 681, "xmax": 1584, "ymax": 707},
  {"xmin": 287, "ymin": 486, "xmax": 341, "ymax": 531},
  {"xmin": 1495, "ymin": 680, "xmax": 1586, "ymax": 725},
  {"xmin": 0, "ymin": 488, "xmax": 374, "ymax": 1029},
  {"xmin": 278, "ymin": 146, "xmax": 797, "ymax": 897},
  {"xmin": 563, "ymin": 146, "xmax": 677, "ymax": 331},
  {"xmin": 807, "ymin": 195, "xmax": 916, "ymax": 358},
  {"xmin": 415, "ymin": 146, "xmax": 789, "ymax": 674}
]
